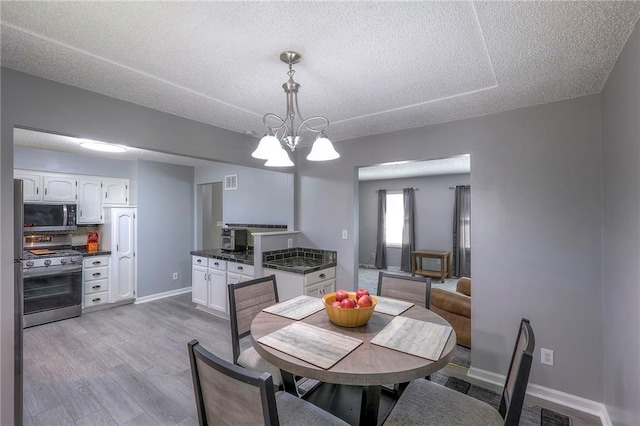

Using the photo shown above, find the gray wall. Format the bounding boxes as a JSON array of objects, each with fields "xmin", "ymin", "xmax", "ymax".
[
  {"xmin": 601, "ymin": 19, "xmax": 640, "ymax": 426},
  {"xmin": 296, "ymin": 95, "xmax": 604, "ymax": 401},
  {"xmin": 14, "ymin": 145, "xmax": 132, "ymax": 179},
  {"xmin": 136, "ymin": 160, "xmax": 194, "ymax": 297},
  {"xmin": 359, "ymin": 173, "xmax": 470, "ymax": 267},
  {"xmin": 195, "ymin": 162, "xmax": 293, "ymax": 227}
]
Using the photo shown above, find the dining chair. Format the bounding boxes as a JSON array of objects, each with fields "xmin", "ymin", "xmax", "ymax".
[
  {"xmin": 228, "ymin": 275, "xmax": 284, "ymax": 389},
  {"xmin": 384, "ymin": 318, "xmax": 535, "ymax": 426},
  {"xmin": 188, "ymin": 339, "xmax": 349, "ymax": 426},
  {"xmin": 377, "ymin": 271, "xmax": 432, "ymax": 308}
]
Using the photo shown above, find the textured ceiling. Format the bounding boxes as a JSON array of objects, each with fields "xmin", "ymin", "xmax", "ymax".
[
  {"xmin": 2, "ymin": 1, "xmax": 639, "ymax": 149},
  {"xmin": 13, "ymin": 128, "xmax": 218, "ymax": 168}
]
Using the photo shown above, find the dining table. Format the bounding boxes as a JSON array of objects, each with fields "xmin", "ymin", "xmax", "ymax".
[{"xmin": 251, "ymin": 295, "xmax": 457, "ymax": 425}]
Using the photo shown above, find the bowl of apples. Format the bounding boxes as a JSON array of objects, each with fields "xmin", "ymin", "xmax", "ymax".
[{"xmin": 322, "ymin": 288, "xmax": 377, "ymax": 327}]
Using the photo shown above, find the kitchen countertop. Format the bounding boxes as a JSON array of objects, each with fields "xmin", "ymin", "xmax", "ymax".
[
  {"xmin": 73, "ymin": 247, "xmax": 112, "ymax": 257},
  {"xmin": 190, "ymin": 249, "xmax": 254, "ymax": 265},
  {"xmin": 262, "ymin": 247, "xmax": 337, "ymax": 274}
]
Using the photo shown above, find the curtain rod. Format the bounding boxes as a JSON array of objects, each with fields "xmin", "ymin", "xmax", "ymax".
[
  {"xmin": 375, "ymin": 188, "xmax": 419, "ymax": 192},
  {"xmin": 449, "ymin": 185, "xmax": 470, "ymax": 189}
]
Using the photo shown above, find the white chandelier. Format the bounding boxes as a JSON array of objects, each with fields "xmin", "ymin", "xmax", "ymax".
[{"xmin": 252, "ymin": 51, "xmax": 340, "ymax": 167}]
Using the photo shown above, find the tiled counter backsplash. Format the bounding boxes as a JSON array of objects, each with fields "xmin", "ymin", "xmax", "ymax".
[
  {"xmin": 263, "ymin": 247, "xmax": 337, "ymax": 264},
  {"xmin": 70, "ymin": 225, "xmax": 101, "ymax": 247},
  {"xmin": 225, "ymin": 223, "xmax": 288, "ymax": 247}
]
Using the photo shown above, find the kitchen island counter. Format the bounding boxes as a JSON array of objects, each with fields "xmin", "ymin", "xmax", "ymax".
[{"xmin": 190, "ymin": 249, "xmax": 254, "ymax": 266}]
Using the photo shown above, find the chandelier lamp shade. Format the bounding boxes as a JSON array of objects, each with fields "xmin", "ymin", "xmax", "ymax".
[{"xmin": 252, "ymin": 51, "xmax": 340, "ymax": 167}]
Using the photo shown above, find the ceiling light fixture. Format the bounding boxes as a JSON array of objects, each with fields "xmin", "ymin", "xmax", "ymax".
[
  {"xmin": 253, "ymin": 51, "xmax": 340, "ymax": 167},
  {"xmin": 80, "ymin": 140, "xmax": 127, "ymax": 153}
]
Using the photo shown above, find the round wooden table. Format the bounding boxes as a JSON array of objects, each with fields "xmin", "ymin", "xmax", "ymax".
[{"xmin": 251, "ymin": 304, "xmax": 456, "ymax": 425}]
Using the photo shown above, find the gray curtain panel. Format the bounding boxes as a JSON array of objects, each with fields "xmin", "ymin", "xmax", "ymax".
[
  {"xmin": 375, "ymin": 190, "xmax": 387, "ymax": 269},
  {"xmin": 452, "ymin": 185, "xmax": 471, "ymax": 277},
  {"xmin": 400, "ymin": 188, "xmax": 415, "ymax": 272}
]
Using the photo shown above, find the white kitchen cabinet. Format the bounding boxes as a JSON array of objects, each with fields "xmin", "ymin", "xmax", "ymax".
[
  {"xmin": 77, "ymin": 178, "xmax": 104, "ymax": 224},
  {"xmin": 43, "ymin": 175, "xmax": 77, "ymax": 202},
  {"xmin": 14, "ymin": 170, "xmax": 43, "ymax": 201},
  {"xmin": 191, "ymin": 256, "xmax": 229, "ymax": 317},
  {"xmin": 226, "ymin": 261, "xmax": 254, "ymax": 284},
  {"xmin": 192, "ymin": 263, "xmax": 209, "ymax": 306},
  {"xmin": 102, "ymin": 207, "xmax": 137, "ymax": 303},
  {"xmin": 207, "ymin": 268, "xmax": 227, "ymax": 313},
  {"xmin": 103, "ymin": 178, "xmax": 129, "ymax": 205},
  {"xmin": 83, "ymin": 256, "xmax": 110, "ymax": 308},
  {"xmin": 264, "ymin": 267, "xmax": 336, "ymax": 301}
]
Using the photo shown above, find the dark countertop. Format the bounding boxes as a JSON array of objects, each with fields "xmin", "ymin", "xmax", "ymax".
[
  {"xmin": 262, "ymin": 247, "xmax": 337, "ymax": 275},
  {"xmin": 262, "ymin": 257, "xmax": 336, "ymax": 274},
  {"xmin": 190, "ymin": 249, "xmax": 254, "ymax": 265},
  {"xmin": 73, "ymin": 247, "xmax": 112, "ymax": 257}
]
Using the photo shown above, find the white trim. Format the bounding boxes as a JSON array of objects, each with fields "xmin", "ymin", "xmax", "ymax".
[
  {"xmin": 134, "ymin": 286, "xmax": 192, "ymax": 304},
  {"xmin": 467, "ymin": 367, "xmax": 611, "ymax": 425}
]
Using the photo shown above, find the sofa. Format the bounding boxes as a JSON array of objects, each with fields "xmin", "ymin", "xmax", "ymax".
[{"xmin": 430, "ymin": 277, "xmax": 471, "ymax": 348}]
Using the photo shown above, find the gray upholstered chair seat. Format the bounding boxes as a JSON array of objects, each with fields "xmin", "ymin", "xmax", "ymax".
[
  {"xmin": 276, "ymin": 391, "xmax": 349, "ymax": 426},
  {"xmin": 237, "ymin": 345, "xmax": 283, "ymax": 387},
  {"xmin": 384, "ymin": 378, "xmax": 503, "ymax": 425}
]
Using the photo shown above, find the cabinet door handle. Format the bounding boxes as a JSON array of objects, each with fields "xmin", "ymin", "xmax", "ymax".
[
  {"xmin": 92, "ymin": 261, "xmax": 101, "ymax": 265},
  {"xmin": 92, "ymin": 298, "xmax": 101, "ymax": 303},
  {"xmin": 36, "ymin": 187, "xmax": 39, "ymax": 195},
  {"xmin": 319, "ymin": 273, "xmax": 326, "ymax": 278},
  {"xmin": 237, "ymin": 266, "xmax": 243, "ymax": 271},
  {"xmin": 214, "ymin": 262, "xmax": 219, "ymax": 266},
  {"xmin": 44, "ymin": 188, "xmax": 48, "ymax": 195},
  {"xmin": 196, "ymin": 259, "xmax": 202, "ymax": 263},
  {"xmin": 92, "ymin": 272, "xmax": 101, "ymax": 277},
  {"xmin": 92, "ymin": 285, "xmax": 101, "ymax": 290},
  {"xmin": 80, "ymin": 210, "xmax": 83, "ymax": 217}
]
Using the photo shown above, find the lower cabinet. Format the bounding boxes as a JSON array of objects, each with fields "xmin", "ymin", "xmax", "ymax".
[
  {"xmin": 264, "ymin": 267, "xmax": 336, "ymax": 301},
  {"xmin": 83, "ymin": 256, "xmax": 110, "ymax": 309},
  {"xmin": 193, "ymin": 256, "xmax": 252, "ymax": 318}
]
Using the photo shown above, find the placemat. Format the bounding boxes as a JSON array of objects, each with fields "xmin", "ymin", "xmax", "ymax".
[
  {"xmin": 262, "ymin": 295, "xmax": 325, "ymax": 320},
  {"xmin": 257, "ymin": 322, "xmax": 363, "ymax": 369},
  {"xmin": 371, "ymin": 316, "xmax": 452, "ymax": 361},
  {"xmin": 373, "ymin": 296, "xmax": 414, "ymax": 316}
]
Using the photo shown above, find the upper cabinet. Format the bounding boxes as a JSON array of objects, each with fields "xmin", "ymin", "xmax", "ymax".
[
  {"xmin": 103, "ymin": 178, "xmax": 129, "ymax": 206},
  {"xmin": 43, "ymin": 175, "xmax": 77, "ymax": 202},
  {"xmin": 15, "ymin": 169, "xmax": 130, "ymax": 224},
  {"xmin": 78, "ymin": 178, "xmax": 104, "ymax": 224},
  {"xmin": 14, "ymin": 170, "xmax": 43, "ymax": 201}
]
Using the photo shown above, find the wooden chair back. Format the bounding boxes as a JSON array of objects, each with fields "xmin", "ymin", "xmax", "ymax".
[
  {"xmin": 377, "ymin": 272, "xmax": 432, "ymax": 308},
  {"xmin": 188, "ymin": 339, "xmax": 278, "ymax": 426},
  {"xmin": 228, "ymin": 275, "xmax": 279, "ymax": 364},
  {"xmin": 499, "ymin": 318, "xmax": 535, "ymax": 425}
]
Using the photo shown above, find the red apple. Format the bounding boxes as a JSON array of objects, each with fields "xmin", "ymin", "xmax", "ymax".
[
  {"xmin": 340, "ymin": 298, "xmax": 356, "ymax": 309},
  {"xmin": 356, "ymin": 288, "xmax": 370, "ymax": 299},
  {"xmin": 335, "ymin": 289, "xmax": 349, "ymax": 302},
  {"xmin": 331, "ymin": 301, "xmax": 342, "ymax": 308},
  {"xmin": 357, "ymin": 295, "xmax": 373, "ymax": 308}
]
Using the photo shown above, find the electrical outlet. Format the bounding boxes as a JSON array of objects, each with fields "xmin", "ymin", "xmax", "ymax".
[
  {"xmin": 172, "ymin": 272, "xmax": 178, "ymax": 280},
  {"xmin": 342, "ymin": 230, "xmax": 348, "ymax": 240},
  {"xmin": 541, "ymin": 348, "xmax": 554, "ymax": 366},
  {"xmin": 287, "ymin": 238, "xmax": 293, "ymax": 248}
]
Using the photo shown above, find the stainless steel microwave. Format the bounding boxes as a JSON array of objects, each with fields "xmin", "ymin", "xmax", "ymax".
[{"xmin": 23, "ymin": 203, "xmax": 77, "ymax": 232}]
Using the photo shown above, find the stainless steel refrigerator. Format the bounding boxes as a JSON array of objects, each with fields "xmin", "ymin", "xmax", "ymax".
[{"xmin": 14, "ymin": 179, "xmax": 23, "ymax": 425}]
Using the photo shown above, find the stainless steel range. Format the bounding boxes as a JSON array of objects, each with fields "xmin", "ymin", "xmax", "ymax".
[{"xmin": 22, "ymin": 234, "xmax": 83, "ymax": 328}]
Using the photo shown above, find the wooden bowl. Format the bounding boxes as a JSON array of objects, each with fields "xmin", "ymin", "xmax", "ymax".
[{"xmin": 322, "ymin": 292, "xmax": 377, "ymax": 327}]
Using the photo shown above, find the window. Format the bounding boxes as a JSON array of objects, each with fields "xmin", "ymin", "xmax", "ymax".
[{"xmin": 385, "ymin": 192, "xmax": 404, "ymax": 246}]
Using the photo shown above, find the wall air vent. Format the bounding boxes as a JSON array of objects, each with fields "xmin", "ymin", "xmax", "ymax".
[{"xmin": 224, "ymin": 174, "xmax": 238, "ymax": 190}]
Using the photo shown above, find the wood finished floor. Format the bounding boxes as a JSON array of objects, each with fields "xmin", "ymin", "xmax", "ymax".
[
  {"xmin": 22, "ymin": 293, "xmax": 239, "ymax": 426},
  {"xmin": 23, "ymin": 292, "xmax": 602, "ymax": 426}
]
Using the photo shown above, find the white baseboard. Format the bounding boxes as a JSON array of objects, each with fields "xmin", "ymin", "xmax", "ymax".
[
  {"xmin": 468, "ymin": 366, "xmax": 611, "ymax": 426},
  {"xmin": 134, "ymin": 286, "xmax": 192, "ymax": 304}
]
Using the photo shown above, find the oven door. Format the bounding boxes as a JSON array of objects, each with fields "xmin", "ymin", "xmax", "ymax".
[{"xmin": 23, "ymin": 265, "xmax": 82, "ymax": 327}]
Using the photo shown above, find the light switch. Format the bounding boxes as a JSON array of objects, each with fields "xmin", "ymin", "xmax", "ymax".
[{"xmin": 342, "ymin": 230, "xmax": 348, "ymax": 240}]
